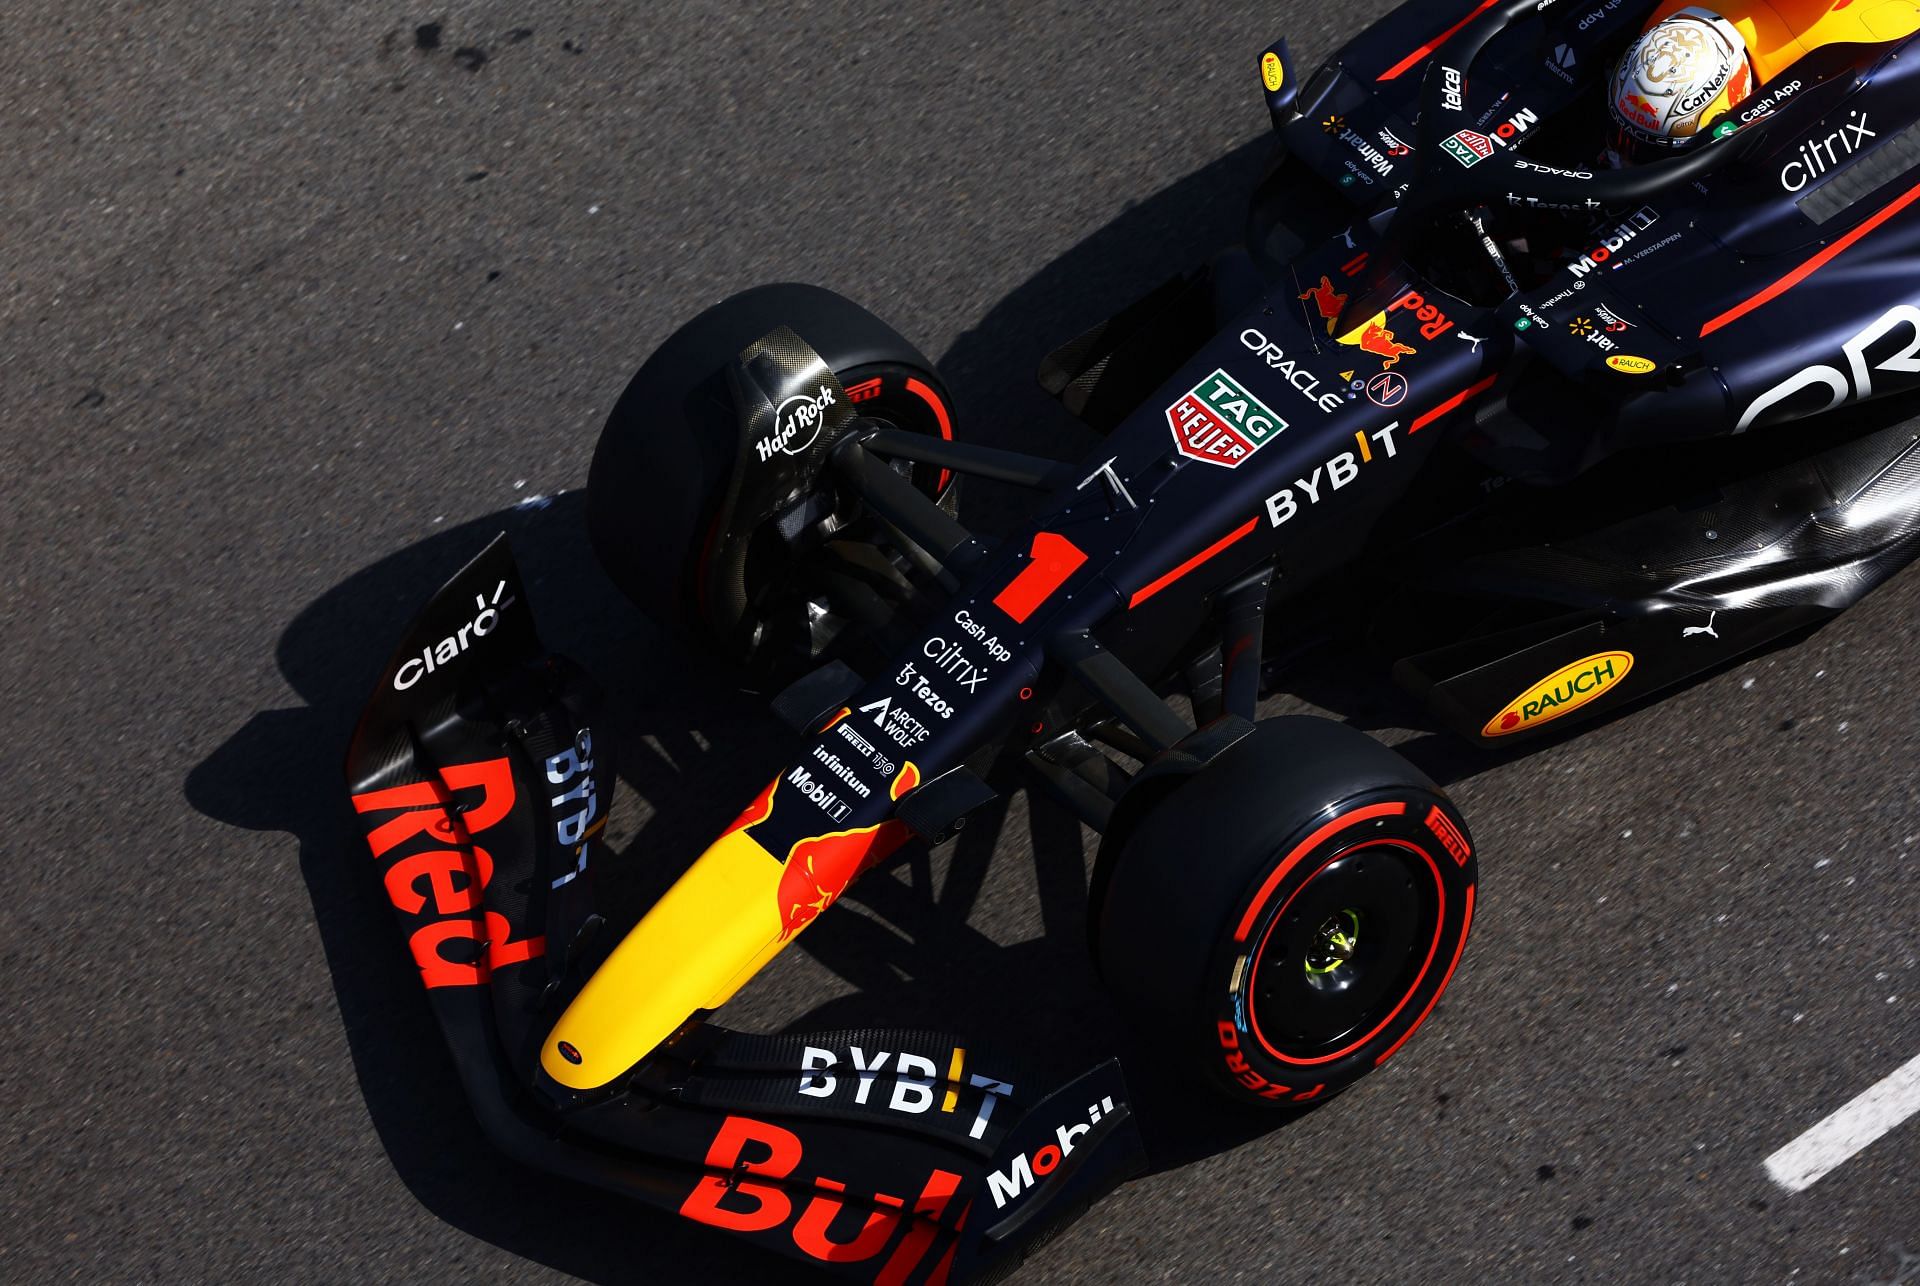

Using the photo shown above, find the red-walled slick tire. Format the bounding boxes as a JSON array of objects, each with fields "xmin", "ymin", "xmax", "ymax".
[{"xmin": 1093, "ymin": 717, "xmax": 1478, "ymax": 1108}]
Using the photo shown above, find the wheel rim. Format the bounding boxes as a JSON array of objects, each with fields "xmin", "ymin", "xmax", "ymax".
[
  {"xmin": 1302, "ymin": 907, "xmax": 1363, "ymax": 987},
  {"xmin": 1247, "ymin": 840, "xmax": 1442, "ymax": 1061}
]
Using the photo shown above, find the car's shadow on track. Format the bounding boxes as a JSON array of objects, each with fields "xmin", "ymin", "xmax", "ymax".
[
  {"xmin": 184, "ymin": 493, "xmax": 807, "ymax": 1284},
  {"xmin": 183, "ymin": 133, "xmax": 1463, "ymax": 1283}
]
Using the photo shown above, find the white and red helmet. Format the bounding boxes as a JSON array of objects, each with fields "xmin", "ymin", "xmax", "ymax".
[{"xmin": 1606, "ymin": 7, "xmax": 1756, "ymax": 164}]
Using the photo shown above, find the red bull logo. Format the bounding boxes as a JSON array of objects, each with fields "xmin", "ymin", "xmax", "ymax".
[
  {"xmin": 1343, "ymin": 318, "xmax": 1418, "ymax": 369},
  {"xmin": 774, "ymin": 762, "xmax": 921, "ymax": 938},
  {"xmin": 1299, "ymin": 275, "xmax": 1348, "ymax": 335},
  {"xmin": 1621, "ymin": 91, "xmax": 1661, "ymax": 130},
  {"xmin": 1302, "ymin": 272, "xmax": 1420, "ymax": 370},
  {"xmin": 1387, "ymin": 288, "xmax": 1457, "ymax": 341},
  {"xmin": 349, "ymin": 758, "xmax": 546, "ymax": 989},
  {"xmin": 678, "ymin": 1114, "xmax": 964, "ymax": 1275}
]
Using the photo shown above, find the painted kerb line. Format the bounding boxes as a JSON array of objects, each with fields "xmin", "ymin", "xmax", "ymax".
[{"xmin": 1764, "ymin": 1050, "xmax": 1920, "ymax": 1192}]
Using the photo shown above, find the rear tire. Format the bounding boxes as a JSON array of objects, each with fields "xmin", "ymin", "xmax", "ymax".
[
  {"xmin": 587, "ymin": 284, "xmax": 955, "ymax": 670},
  {"xmin": 1093, "ymin": 717, "xmax": 1478, "ymax": 1108}
]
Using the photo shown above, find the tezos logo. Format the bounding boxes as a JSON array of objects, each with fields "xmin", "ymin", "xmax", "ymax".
[
  {"xmin": 1167, "ymin": 369, "xmax": 1288, "ymax": 468},
  {"xmin": 757, "ymin": 384, "xmax": 837, "ymax": 462},
  {"xmin": 1482, "ymin": 651, "xmax": 1634, "ymax": 738}
]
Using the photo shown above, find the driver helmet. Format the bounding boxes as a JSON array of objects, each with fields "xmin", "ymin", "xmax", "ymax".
[{"xmin": 1605, "ymin": 7, "xmax": 1756, "ymax": 166}]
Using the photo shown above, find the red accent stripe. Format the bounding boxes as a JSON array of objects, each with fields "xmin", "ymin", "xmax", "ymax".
[
  {"xmin": 1376, "ymin": 0, "xmax": 1500, "ymax": 82},
  {"xmin": 1233, "ymin": 801, "xmax": 1408, "ymax": 942},
  {"xmin": 1699, "ymin": 176, "xmax": 1920, "ymax": 338},
  {"xmin": 1410, "ymin": 373, "xmax": 1497, "ymax": 433},
  {"xmin": 1249, "ymin": 839, "xmax": 1444, "ymax": 1066},
  {"xmin": 992, "ymin": 532, "xmax": 1089, "ymax": 624},
  {"xmin": 905, "ymin": 376, "xmax": 955, "ymax": 493},
  {"xmin": 1127, "ymin": 517, "xmax": 1259, "ymax": 610},
  {"xmin": 1375, "ymin": 883, "xmax": 1475, "ymax": 1066},
  {"xmin": 904, "ymin": 377, "xmax": 952, "ymax": 440}
]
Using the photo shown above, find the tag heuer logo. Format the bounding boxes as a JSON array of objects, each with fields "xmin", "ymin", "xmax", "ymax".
[
  {"xmin": 1442, "ymin": 129, "xmax": 1494, "ymax": 167},
  {"xmin": 1167, "ymin": 370, "xmax": 1288, "ymax": 468}
]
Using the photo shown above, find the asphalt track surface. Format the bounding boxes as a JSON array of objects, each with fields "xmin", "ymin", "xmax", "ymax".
[{"xmin": 6, "ymin": 2, "xmax": 1919, "ymax": 1282}]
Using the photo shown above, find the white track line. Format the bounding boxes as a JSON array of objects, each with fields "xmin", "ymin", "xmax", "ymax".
[{"xmin": 1764, "ymin": 1050, "xmax": 1920, "ymax": 1192}]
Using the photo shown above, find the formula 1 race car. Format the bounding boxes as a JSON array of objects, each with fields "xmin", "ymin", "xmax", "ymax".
[{"xmin": 344, "ymin": 0, "xmax": 1920, "ymax": 1278}]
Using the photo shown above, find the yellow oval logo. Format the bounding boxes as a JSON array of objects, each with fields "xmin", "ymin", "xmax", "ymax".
[
  {"xmin": 1262, "ymin": 51, "xmax": 1285, "ymax": 93},
  {"xmin": 1482, "ymin": 651, "xmax": 1634, "ymax": 739},
  {"xmin": 1606, "ymin": 354, "xmax": 1657, "ymax": 375}
]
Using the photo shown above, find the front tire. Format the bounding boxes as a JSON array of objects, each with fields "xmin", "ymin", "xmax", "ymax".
[
  {"xmin": 587, "ymin": 284, "xmax": 955, "ymax": 671},
  {"xmin": 1092, "ymin": 718, "xmax": 1478, "ymax": 1108}
]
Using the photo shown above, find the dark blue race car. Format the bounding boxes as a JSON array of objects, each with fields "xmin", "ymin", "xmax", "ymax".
[{"xmin": 345, "ymin": 2, "xmax": 1920, "ymax": 1279}]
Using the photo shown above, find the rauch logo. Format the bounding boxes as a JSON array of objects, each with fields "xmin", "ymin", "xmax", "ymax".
[{"xmin": 1482, "ymin": 651, "xmax": 1634, "ymax": 738}]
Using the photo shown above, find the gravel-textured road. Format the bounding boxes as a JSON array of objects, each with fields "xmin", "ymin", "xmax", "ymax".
[{"xmin": 5, "ymin": 2, "xmax": 1917, "ymax": 1281}]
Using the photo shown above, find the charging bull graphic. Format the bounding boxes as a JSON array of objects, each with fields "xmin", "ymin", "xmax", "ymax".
[
  {"xmin": 771, "ymin": 762, "xmax": 922, "ymax": 939},
  {"xmin": 1342, "ymin": 318, "xmax": 1419, "ymax": 368},
  {"xmin": 1300, "ymin": 275, "xmax": 1418, "ymax": 368},
  {"xmin": 1300, "ymin": 275, "xmax": 1349, "ymax": 335}
]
